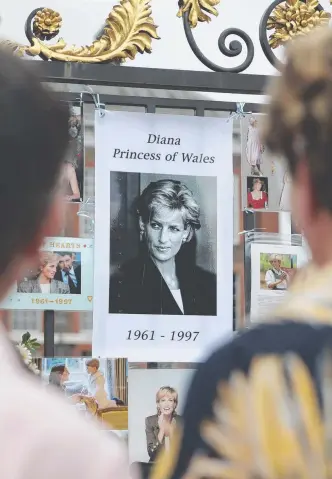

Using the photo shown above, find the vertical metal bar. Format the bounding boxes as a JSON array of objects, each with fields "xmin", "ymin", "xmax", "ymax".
[
  {"xmin": 44, "ymin": 310, "xmax": 55, "ymax": 357},
  {"xmin": 195, "ymin": 107, "xmax": 205, "ymax": 117},
  {"xmin": 243, "ymin": 211, "xmax": 255, "ymax": 320},
  {"xmin": 146, "ymin": 103, "xmax": 156, "ymax": 114}
]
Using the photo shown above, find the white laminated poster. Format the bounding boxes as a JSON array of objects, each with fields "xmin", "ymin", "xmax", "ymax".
[
  {"xmin": 93, "ymin": 110, "xmax": 233, "ymax": 361},
  {"xmin": 250, "ymin": 243, "xmax": 308, "ymax": 321},
  {"xmin": 241, "ymin": 114, "xmax": 291, "ymax": 212},
  {"xmin": 0, "ymin": 237, "xmax": 93, "ymax": 311}
]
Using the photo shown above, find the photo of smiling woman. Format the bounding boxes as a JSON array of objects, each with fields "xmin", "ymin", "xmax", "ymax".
[
  {"xmin": 109, "ymin": 174, "xmax": 217, "ymax": 316},
  {"xmin": 17, "ymin": 252, "xmax": 70, "ymax": 294},
  {"xmin": 145, "ymin": 386, "xmax": 180, "ymax": 463}
]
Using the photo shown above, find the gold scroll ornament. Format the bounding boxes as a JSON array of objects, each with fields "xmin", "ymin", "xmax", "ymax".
[{"xmin": 4, "ymin": 0, "xmax": 159, "ymax": 63}]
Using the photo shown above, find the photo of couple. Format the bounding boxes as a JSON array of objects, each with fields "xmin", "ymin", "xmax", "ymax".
[
  {"xmin": 42, "ymin": 357, "xmax": 128, "ymax": 432},
  {"xmin": 17, "ymin": 251, "xmax": 81, "ymax": 295}
]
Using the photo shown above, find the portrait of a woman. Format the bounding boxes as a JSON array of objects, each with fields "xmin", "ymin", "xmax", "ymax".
[
  {"xmin": 62, "ymin": 112, "xmax": 83, "ymax": 202},
  {"xmin": 247, "ymin": 177, "xmax": 268, "ymax": 210},
  {"xmin": 17, "ymin": 252, "xmax": 70, "ymax": 294},
  {"xmin": 246, "ymin": 117, "xmax": 265, "ymax": 176},
  {"xmin": 145, "ymin": 386, "xmax": 180, "ymax": 463},
  {"xmin": 109, "ymin": 179, "xmax": 216, "ymax": 316}
]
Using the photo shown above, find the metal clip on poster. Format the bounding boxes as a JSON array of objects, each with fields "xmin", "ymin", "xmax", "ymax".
[
  {"xmin": 81, "ymin": 88, "xmax": 106, "ymax": 118},
  {"xmin": 77, "ymin": 197, "xmax": 95, "ymax": 237},
  {"xmin": 243, "ymin": 232, "xmax": 307, "ymax": 327},
  {"xmin": 228, "ymin": 102, "xmax": 252, "ymax": 122}
]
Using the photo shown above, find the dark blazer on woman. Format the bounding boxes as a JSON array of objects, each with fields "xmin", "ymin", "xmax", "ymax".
[
  {"xmin": 145, "ymin": 414, "xmax": 181, "ymax": 462},
  {"xmin": 109, "ymin": 254, "xmax": 216, "ymax": 316}
]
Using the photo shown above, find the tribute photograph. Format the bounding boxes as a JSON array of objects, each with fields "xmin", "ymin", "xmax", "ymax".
[
  {"xmin": 61, "ymin": 105, "xmax": 84, "ymax": 203},
  {"xmin": 109, "ymin": 172, "xmax": 217, "ymax": 316},
  {"xmin": 0, "ymin": 237, "xmax": 94, "ymax": 311},
  {"xmin": 241, "ymin": 114, "xmax": 290, "ymax": 212},
  {"xmin": 128, "ymin": 365, "xmax": 196, "ymax": 464},
  {"xmin": 250, "ymin": 243, "xmax": 308, "ymax": 322},
  {"xmin": 40, "ymin": 357, "xmax": 128, "ymax": 435},
  {"xmin": 93, "ymin": 110, "xmax": 233, "ymax": 361}
]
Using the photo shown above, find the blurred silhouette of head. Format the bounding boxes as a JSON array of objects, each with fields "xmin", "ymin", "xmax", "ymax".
[
  {"xmin": 0, "ymin": 47, "xmax": 69, "ymax": 298},
  {"xmin": 263, "ymin": 27, "xmax": 332, "ymax": 266}
]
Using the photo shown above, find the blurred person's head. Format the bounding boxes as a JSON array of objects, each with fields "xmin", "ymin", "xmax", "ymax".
[
  {"xmin": 263, "ymin": 27, "xmax": 332, "ymax": 266},
  {"xmin": 49, "ymin": 365, "xmax": 69, "ymax": 388},
  {"xmin": 86, "ymin": 358, "xmax": 100, "ymax": 375},
  {"xmin": 0, "ymin": 47, "xmax": 69, "ymax": 300}
]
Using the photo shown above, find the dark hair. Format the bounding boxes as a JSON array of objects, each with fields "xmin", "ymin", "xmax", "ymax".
[
  {"xmin": 49, "ymin": 364, "xmax": 66, "ymax": 388},
  {"xmin": 263, "ymin": 28, "xmax": 332, "ymax": 213},
  {"xmin": 0, "ymin": 47, "xmax": 69, "ymax": 275}
]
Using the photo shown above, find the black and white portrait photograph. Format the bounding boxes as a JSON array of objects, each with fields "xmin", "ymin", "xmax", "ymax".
[{"xmin": 109, "ymin": 172, "xmax": 217, "ymax": 316}]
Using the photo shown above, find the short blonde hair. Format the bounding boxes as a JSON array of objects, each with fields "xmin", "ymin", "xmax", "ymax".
[
  {"xmin": 156, "ymin": 386, "xmax": 178, "ymax": 413},
  {"xmin": 263, "ymin": 27, "xmax": 332, "ymax": 212},
  {"xmin": 269, "ymin": 254, "xmax": 282, "ymax": 263},
  {"xmin": 39, "ymin": 252, "xmax": 59, "ymax": 269},
  {"xmin": 137, "ymin": 180, "xmax": 201, "ymax": 242},
  {"xmin": 86, "ymin": 358, "xmax": 100, "ymax": 369}
]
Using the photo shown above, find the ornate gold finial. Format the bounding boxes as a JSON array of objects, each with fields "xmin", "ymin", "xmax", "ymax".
[
  {"xmin": 3, "ymin": 0, "xmax": 159, "ymax": 63},
  {"xmin": 177, "ymin": 0, "xmax": 220, "ymax": 28},
  {"xmin": 267, "ymin": 0, "xmax": 331, "ymax": 49},
  {"xmin": 33, "ymin": 8, "xmax": 62, "ymax": 40}
]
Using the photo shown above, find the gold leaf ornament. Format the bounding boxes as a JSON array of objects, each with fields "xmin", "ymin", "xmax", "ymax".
[
  {"xmin": 33, "ymin": 8, "xmax": 62, "ymax": 40},
  {"xmin": 267, "ymin": 0, "xmax": 331, "ymax": 49},
  {"xmin": 177, "ymin": 0, "xmax": 220, "ymax": 28},
  {"xmin": 6, "ymin": 0, "xmax": 159, "ymax": 63}
]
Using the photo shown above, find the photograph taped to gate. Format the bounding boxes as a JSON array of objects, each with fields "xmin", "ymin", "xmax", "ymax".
[
  {"xmin": 109, "ymin": 172, "xmax": 217, "ymax": 317},
  {"xmin": 0, "ymin": 237, "xmax": 94, "ymax": 311},
  {"xmin": 128, "ymin": 365, "xmax": 196, "ymax": 464},
  {"xmin": 250, "ymin": 243, "xmax": 308, "ymax": 322},
  {"xmin": 241, "ymin": 114, "xmax": 290, "ymax": 212},
  {"xmin": 93, "ymin": 110, "xmax": 233, "ymax": 361},
  {"xmin": 41, "ymin": 357, "xmax": 128, "ymax": 436},
  {"xmin": 62, "ymin": 105, "xmax": 85, "ymax": 203}
]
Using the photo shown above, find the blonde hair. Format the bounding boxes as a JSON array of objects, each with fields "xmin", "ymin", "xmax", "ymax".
[
  {"xmin": 269, "ymin": 254, "xmax": 282, "ymax": 263},
  {"xmin": 86, "ymin": 358, "xmax": 100, "ymax": 369},
  {"xmin": 137, "ymin": 180, "xmax": 201, "ymax": 242},
  {"xmin": 39, "ymin": 252, "xmax": 59, "ymax": 270},
  {"xmin": 263, "ymin": 27, "xmax": 332, "ymax": 211},
  {"xmin": 156, "ymin": 386, "xmax": 178, "ymax": 415}
]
